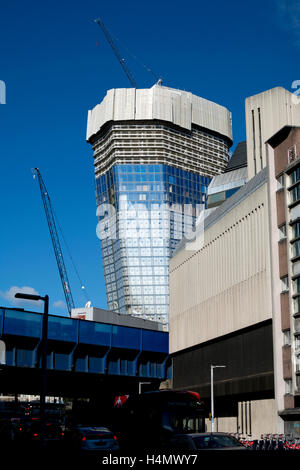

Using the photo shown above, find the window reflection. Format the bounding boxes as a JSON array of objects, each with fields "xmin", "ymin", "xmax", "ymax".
[{"xmin": 96, "ymin": 163, "xmax": 211, "ymax": 321}]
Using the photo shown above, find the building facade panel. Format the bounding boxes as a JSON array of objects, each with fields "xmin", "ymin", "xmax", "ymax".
[
  {"xmin": 280, "ymin": 292, "xmax": 290, "ymax": 331},
  {"xmin": 282, "ymin": 346, "xmax": 292, "ymax": 380},
  {"xmin": 87, "ymin": 85, "xmax": 233, "ymax": 142},
  {"xmin": 278, "ymin": 240, "xmax": 288, "ymax": 278},
  {"xmin": 172, "ymin": 321, "xmax": 273, "ymax": 396},
  {"xmin": 276, "ymin": 190, "xmax": 285, "ymax": 227},
  {"xmin": 284, "ymin": 394, "xmax": 295, "ymax": 409},
  {"xmin": 170, "ymin": 177, "xmax": 272, "ymax": 353}
]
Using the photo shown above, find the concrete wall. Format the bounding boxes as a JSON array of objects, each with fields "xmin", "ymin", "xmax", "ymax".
[
  {"xmin": 205, "ymin": 417, "xmax": 237, "ymax": 434},
  {"xmin": 170, "ymin": 179, "xmax": 272, "ymax": 354},
  {"xmin": 245, "ymin": 87, "xmax": 300, "ymax": 179},
  {"xmin": 245, "ymin": 399, "xmax": 277, "ymax": 439},
  {"xmin": 71, "ymin": 307, "xmax": 166, "ymax": 331},
  {"xmin": 205, "ymin": 399, "xmax": 277, "ymax": 439}
]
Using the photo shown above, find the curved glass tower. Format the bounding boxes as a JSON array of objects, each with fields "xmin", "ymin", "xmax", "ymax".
[{"xmin": 87, "ymin": 85, "xmax": 232, "ymax": 326}]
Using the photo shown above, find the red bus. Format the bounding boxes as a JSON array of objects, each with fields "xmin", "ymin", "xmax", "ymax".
[{"xmin": 112, "ymin": 390, "xmax": 205, "ymax": 451}]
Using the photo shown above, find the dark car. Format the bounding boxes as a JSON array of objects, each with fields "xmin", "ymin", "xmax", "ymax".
[
  {"xmin": 168, "ymin": 432, "xmax": 248, "ymax": 451},
  {"xmin": 14, "ymin": 418, "xmax": 64, "ymax": 447},
  {"xmin": 66, "ymin": 425, "xmax": 119, "ymax": 453},
  {"xmin": 12, "ymin": 418, "xmax": 35, "ymax": 442},
  {"xmin": 28, "ymin": 421, "xmax": 64, "ymax": 443}
]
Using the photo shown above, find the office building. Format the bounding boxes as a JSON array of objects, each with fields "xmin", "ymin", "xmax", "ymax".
[
  {"xmin": 169, "ymin": 86, "xmax": 300, "ymax": 438},
  {"xmin": 267, "ymin": 125, "xmax": 300, "ymax": 436},
  {"xmin": 86, "ymin": 85, "xmax": 232, "ymax": 325}
]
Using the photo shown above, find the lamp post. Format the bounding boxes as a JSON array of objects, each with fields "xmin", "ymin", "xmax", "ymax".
[
  {"xmin": 15, "ymin": 292, "xmax": 49, "ymax": 448},
  {"xmin": 210, "ymin": 364, "xmax": 226, "ymax": 433}
]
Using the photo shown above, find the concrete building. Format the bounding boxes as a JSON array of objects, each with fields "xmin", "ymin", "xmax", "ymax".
[
  {"xmin": 267, "ymin": 125, "xmax": 300, "ymax": 436},
  {"xmin": 169, "ymin": 87, "xmax": 300, "ymax": 438},
  {"xmin": 245, "ymin": 87, "xmax": 300, "ymax": 179},
  {"xmin": 86, "ymin": 85, "xmax": 232, "ymax": 325},
  {"xmin": 170, "ymin": 167, "xmax": 273, "ymax": 437}
]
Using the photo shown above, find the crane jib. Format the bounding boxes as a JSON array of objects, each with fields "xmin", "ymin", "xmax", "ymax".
[{"xmin": 33, "ymin": 168, "xmax": 75, "ymax": 315}]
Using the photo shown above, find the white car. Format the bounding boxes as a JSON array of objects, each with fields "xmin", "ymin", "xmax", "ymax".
[
  {"xmin": 168, "ymin": 432, "xmax": 248, "ymax": 451},
  {"xmin": 73, "ymin": 426, "xmax": 119, "ymax": 453}
]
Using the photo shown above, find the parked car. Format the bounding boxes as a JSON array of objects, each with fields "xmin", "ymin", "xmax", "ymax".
[
  {"xmin": 12, "ymin": 417, "xmax": 33, "ymax": 442},
  {"xmin": 14, "ymin": 418, "xmax": 64, "ymax": 447},
  {"xmin": 167, "ymin": 432, "xmax": 248, "ymax": 451},
  {"xmin": 28, "ymin": 420, "xmax": 64, "ymax": 444},
  {"xmin": 66, "ymin": 425, "xmax": 119, "ymax": 453}
]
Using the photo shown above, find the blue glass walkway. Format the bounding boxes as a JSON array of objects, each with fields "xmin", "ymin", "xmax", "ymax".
[{"xmin": 0, "ymin": 308, "xmax": 170, "ymax": 380}]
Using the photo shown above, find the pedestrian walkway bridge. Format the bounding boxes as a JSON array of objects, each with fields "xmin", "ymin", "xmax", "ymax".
[{"xmin": 0, "ymin": 307, "xmax": 170, "ymax": 397}]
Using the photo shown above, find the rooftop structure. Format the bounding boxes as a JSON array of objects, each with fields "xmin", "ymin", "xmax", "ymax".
[
  {"xmin": 207, "ymin": 141, "xmax": 248, "ymax": 209},
  {"xmin": 71, "ymin": 306, "xmax": 167, "ymax": 331},
  {"xmin": 245, "ymin": 86, "xmax": 300, "ymax": 179}
]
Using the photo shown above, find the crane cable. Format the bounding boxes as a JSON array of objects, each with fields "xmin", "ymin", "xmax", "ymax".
[
  {"xmin": 96, "ymin": 17, "xmax": 162, "ymax": 85},
  {"xmin": 33, "ymin": 169, "xmax": 91, "ymax": 307},
  {"xmin": 108, "ymin": 29, "xmax": 162, "ymax": 84},
  {"xmin": 51, "ymin": 207, "xmax": 91, "ymax": 305}
]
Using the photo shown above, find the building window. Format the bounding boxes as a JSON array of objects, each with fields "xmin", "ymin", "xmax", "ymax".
[
  {"xmin": 292, "ymin": 221, "xmax": 300, "ymax": 239},
  {"xmin": 278, "ymin": 224, "xmax": 287, "ymax": 241},
  {"xmin": 290, "ymin": 167, "xmax": 300, "ymax": 186},
  {"xmin": 258, "ymin": 107, "xmax": 263, "ymax": 170},
  {"xmin": 281, "ymin": 276, "xmax": 289, "ymax": 292},
  {"xmin": 277, "ymin": 174, "xmax": 284, "ymax": 190},
  {"xmin": 252, "ymin": 110, "xmax": 257, "ymax": 174},
  {"xmin": 285, "ymin": 379, "xmax": 292, "ymax": 394},
  {"xmin": 291, "ymin": 183, "xmax": 300, "ymax": 203},
  {"xmin": 293, "ymin": 240, "xmax": 300, "ymax": 258},
  {"xmin": 294, "ymin": 297, "xmax": 300, "ymax": 315},
  {"xmin": 294, "ymin": 277, "xmax": 300, "ymax": 295},
  {"xmin": 295, "ymin": 334, "xmax": 300, "ymax": 350},
  {"xmin": 288, "ymin": 145, "xmax": 298, "ymax": 165},
  {"xmin": 296, "ymin": 355, "xmax": 300, "ymax": 373},
  {"xmin": 295, "ymin": 318, "xmax": 300, "ymax": 333},
  {"xmin": 284, "ymin": 330, "xmax": 291, "ymax": 346}
]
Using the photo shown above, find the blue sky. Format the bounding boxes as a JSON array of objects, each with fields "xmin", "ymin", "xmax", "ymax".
[{"xmin": 0, "ymin": 0, "xmax": 299, "ymax": 315}]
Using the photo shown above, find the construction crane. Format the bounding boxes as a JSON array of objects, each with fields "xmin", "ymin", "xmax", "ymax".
[
  {"xmin": 94, "ymin": 17, "xmax": 138, "ymax": 88},
  {"xmin": 32, "ymin": 168, "xmax": 75, "ymax": 316}
]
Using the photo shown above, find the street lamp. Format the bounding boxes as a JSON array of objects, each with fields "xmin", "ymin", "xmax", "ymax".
[
  {"xmin": 210, "ymin": 364, "xmax": 226, "ymax": 433},
  {"xmin": 15, "ymin": 292, "xmax": 49, "ymax": 448}
]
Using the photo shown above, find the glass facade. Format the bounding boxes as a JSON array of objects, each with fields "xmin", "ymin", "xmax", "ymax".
[{"xmin": 96, "ymin": 164, "xmax": 210, "ymax": 324}]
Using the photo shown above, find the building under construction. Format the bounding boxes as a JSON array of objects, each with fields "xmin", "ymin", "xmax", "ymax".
[{"xmin": 86, "ymin": 84, "xmax": 233, "ymax": 325}]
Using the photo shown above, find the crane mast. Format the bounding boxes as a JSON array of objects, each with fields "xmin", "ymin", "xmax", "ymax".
[
  {"xmin": 94, "ymin": 17, "xmax": 138, "ymax": 88},
  {"xmin": 33, "ymin": 168, "xmax": 75, "ymax": 315}
]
